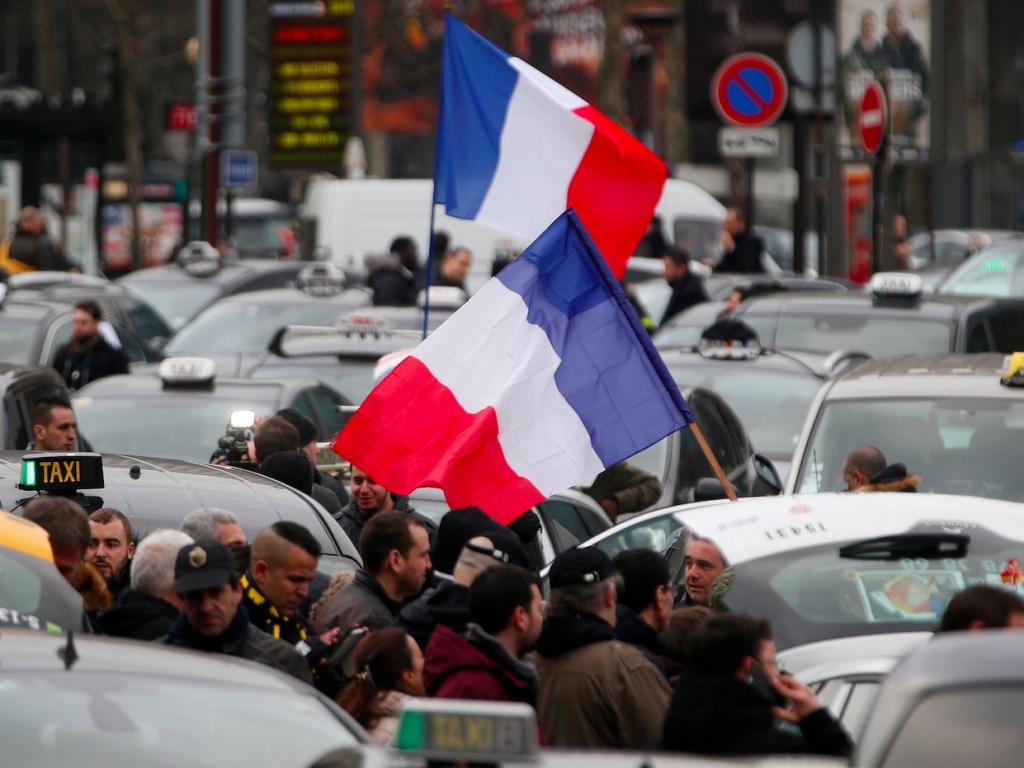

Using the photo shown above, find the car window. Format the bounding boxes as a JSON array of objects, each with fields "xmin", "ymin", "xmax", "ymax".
[
  {"xmin": 41, "ymin": 316, "xmax": 73, "ymax": 366},
  {"xmin": 986, "ymin": 310, "xmax": 1024, "ymax": 352},
  {"xmin": 574, "ymin": 501, "xmax": 612, "ymax": 538},
  {"xmin": 109, "ymin": 322, "xmax": 147, "ymax": 364},
  {"xmin": 543, "ymin": 499, "xmax": 590, "ymax": 544},
  {"xmin": 124, "ymin": 282, "xmax": 224, "ymax": 331},
  {"xmin": 841, "ymin": 680, "xmax": 881, "ymax": 741},
  {"xmin": 965, "ymin": 319, "xmax": 991, "ymax": 352},
  {"xmin": 941, "ymin": 247, "xmax": 1024, "ymax": 298},
  {"xmin": 251, "ymin": 360, "xmax": 376, "ymax": 403},
  {"xmin": 593, "ymin": 514, "xmax": 682, "ymax": 560},
  {"xmin": 882, "ymin": 688, "xmax": 1024, "ymax": 767},
  {"xmin": 771, "ymin": 314, "xmax": 953, "ymax": 357},
  {"xmin": 121, "ymin": 298, "xmax": 172, "ymax": 341},
  {"xmin": 6, "ymin": 396, "xmax": 30, "ymax": 450},
  {"xmin": 690, "ymin": 395, "xmax": 742, "ymax": 476},
  {"xmin": 305, "ymin": 387, "xmax": 349, "ymax": 442},
  {"xmin": 794, "ymin": 397, "xmax": 1024, "ymax": 500}
]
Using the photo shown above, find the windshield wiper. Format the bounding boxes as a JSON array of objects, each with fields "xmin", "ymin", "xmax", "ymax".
[{"xmin": 839, "ymin": 533, "xmax": 970, "ymax": 560}]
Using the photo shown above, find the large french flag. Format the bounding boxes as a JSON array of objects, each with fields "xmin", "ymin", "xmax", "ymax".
[
  {"xmin": 434, "ymin": 15, "xmax": 667, "ymax": 280},
  {"xmin": 331, "ymin": 210, "xmax": 693, "ymax": 524}
]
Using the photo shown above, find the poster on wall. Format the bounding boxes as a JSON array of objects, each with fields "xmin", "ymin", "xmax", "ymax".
[{"xmin": 837, "ymin": 0, "xmax": 931, "ymax": 160}]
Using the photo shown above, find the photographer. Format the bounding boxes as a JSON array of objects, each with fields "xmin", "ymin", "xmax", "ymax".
[{"xmin": 662, "ymin": 614, "xmax": 851, "ymax": 758}]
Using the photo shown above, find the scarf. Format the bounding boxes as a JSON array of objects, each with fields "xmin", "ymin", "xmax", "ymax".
[{"xmin": 240, "ymin": 572, "xmax": 309, "ymax": 645}]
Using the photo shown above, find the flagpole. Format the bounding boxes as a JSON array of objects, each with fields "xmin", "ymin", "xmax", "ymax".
[
  {"xmin": 688, "ymin": 422, "xmax": 739, "ymax": 501},
  {"xmin": 421, "ymin": 200, "xmax": 437, "ymax": 341}
]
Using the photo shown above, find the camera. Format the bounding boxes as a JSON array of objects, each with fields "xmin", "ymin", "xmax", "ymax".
[{"xmin": 215, "ymin": 409, "xmax": 256, "ymax": 462}]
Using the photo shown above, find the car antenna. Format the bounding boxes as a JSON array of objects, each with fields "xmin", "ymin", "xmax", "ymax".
[
  {"xmin": 58, "ymin": 630, "xmax": 79, "ymax": 671},
  {"xmin": 813, "ymin": 448, "xmax": 820, "ymax": 492}
]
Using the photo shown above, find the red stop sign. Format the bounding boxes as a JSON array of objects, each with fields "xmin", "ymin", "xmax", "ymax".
[{"xmin": 859, "ymin": 82, "xmax": 886, "ymax": 155}]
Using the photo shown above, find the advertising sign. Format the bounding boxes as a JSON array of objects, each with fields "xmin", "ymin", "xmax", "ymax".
[{"xmin": 838, "ymin": 0, "xmax": 930, "ymax": 160}]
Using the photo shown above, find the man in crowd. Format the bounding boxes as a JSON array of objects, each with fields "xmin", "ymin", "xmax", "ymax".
[
  {"xmin": 581, "ymin": 461, "xmax": 663, "ymax": 523},
  {"xmin": 86, "ymin": 507, "xmax": 135, "ymax": 599},
  {"xmin": 842, "ymin": 445, "xmax": 921, "ymax": 493},
  {"xmin": 181, "ymin": 507, "xmax": 248, "ymax": 552},
  {"xmin": 336, "ymin": 465, "xmax": 436, "ymax": 550},
  {"xmin": 96, "ymin": 529, "xmax": 192, "ymax": 640},
  {"xmin": 29, "ymin": 396, "xmax": 77, "ymax": 451},
  {"xmin": 938, "ymin": 585, "xmax": 1024, "ymax": 632},
  {"xmin": 661, "ymin": 246, "xmax": 709, "ymax": 326},
  {"xmin": 424, "ymin": 563, "xmax": 544, "ymax": 710},
  {"xmin": 315, "ymin": 511, "xmax": 432, "ymax": 631},
  {"xmin": 682, "ymin": 535, "xmax": 730, "ymax": 609},
  {"xmin": 368, "ymin": 236, "xmax": 421, "ymax": 306},
  {"xmin": 241, "ymin": 521, "xmax": 342, "ymax": 695},
  {"xmin": 613, "ymin": 549, "xmax": 676, "ymax": 678},
  {"xmin": 662, "ymin": 614, "xmax": 851, "ymax": 757},
  {"xmin": 162, "ymin": 539, "xmax": 313, "ymax": 684},
  {"xmin": 23, "ymin": 496, "xmax": 109, "ymax": 629},
  {"xmin": 52, "ymin": 299, "xmax": 130, "ymax": 390},
  {"xmin": 253, "ymin": 416, "xmax": 341, "ymax": 515},
  {"xmin": 716, "ymin": 208, "xmax": 766, "ymax": 274},
  {"xmin": 435, "ymin": 246, "xmax": 473, "ymax": 292},
  {"xmin": 275, "ymin": 407, "xmax": 348, "ymax": 506},
  {"xmin": 399, "ymin": 526, "xmax": 529, "ymax": 650},
  {"xmin": 2, "ymin": 205, "xmax": 66, "ymax": 272},
  {"xmin": 532, "ymin": 548, "xmax": 670, "ymax": 748}
]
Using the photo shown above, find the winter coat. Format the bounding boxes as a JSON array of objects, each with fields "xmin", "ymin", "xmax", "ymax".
[
  {"xmin": 162, "ymin": 604, "xmax": 313, "ymax": 685},
  {"xmin": 335, "ymin": 500, "xmax": 437, "ymax": 552},
  {"xmin": 662, "ymin": 671, "xmax": 852, "ymax": 758},
  {"xmin": 367, "ymin": 691, "xmax": 414, "ymax": 747},
  {"xmin": 718, "ymin": 230, "xmax": 767, "ymax": 274},
  {"xmin": 52, "ymin": 334, "xmax": 130, "ymax": 390},
  {"xmin": 530, "ymin": 612, "xmax": 671, "ymax": 749},
  {"xmin": 95, "ymin": 588, "xmax": 179, "ymax": 640},
  {"xmin": 582, "ymin": 462, "xmax": 663, "ymax": 518},
  {"xmin": 614, "ymin": 603, "xmax": 681, "ymax": 680},
  {"xmin": 856, "ymin": 462, "xmax": 921, "ymax": 493},
  {"xmin": 313, "ymin": 569, "xmax": 401, "ymax": 632},
  {"xmin": 424, "ymin": 623, "xmax": 539, "ymax": 707},
  {"xmin": 395, "ymin": 581, "xmax": 471, "ymax": 651},
  {"xmin": 661, "ymin": 270, "xmax": 711, "ymax": 326}
]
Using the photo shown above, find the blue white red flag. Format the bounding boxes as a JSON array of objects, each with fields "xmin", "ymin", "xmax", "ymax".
[
  {"xmin": 433, "ymin": 14, "xmax": 667, "ymax": 280},
  {"xmin": 331, "ymin": 210, "xmax": 693, "ymax": 524}
]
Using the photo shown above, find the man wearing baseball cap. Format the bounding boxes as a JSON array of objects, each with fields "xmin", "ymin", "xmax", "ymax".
[
  {"xmin": 531, "ymin": 547, "xmax": 670, "ymax": 749},
  {"xmin": 161, "ymin": 539, "xmax": 312, "ymax": 684}
]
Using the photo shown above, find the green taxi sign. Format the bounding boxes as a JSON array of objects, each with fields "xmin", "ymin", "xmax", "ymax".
[
  {"xmin": 20, "ymin": 452, "xmax": 105, "ymax": 491},
  {"xmin": 395, "ymin": 699, "xmax": 539, "ymax": 763}
]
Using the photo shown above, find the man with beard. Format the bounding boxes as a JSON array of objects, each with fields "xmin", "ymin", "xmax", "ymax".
[
  {"xmin": 52, "ymin": 300, "xmax": 129, "ymax": 390},
  {"xmin": 336, "ymin": 465, "xmax": 436, "ymax": 551},
  {"xmin": 424, "ymin": 563, "xmax": 545, "ymax": 711},
  {"xmin": 86, "ymin": 508, "xmax": 135, "ymax": 600},
  {"xmin": 29, "ymin": 397, "xmax": 77, "ymax": 451}
]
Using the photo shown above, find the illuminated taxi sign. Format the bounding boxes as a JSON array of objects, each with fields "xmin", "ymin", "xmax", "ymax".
[
  {"xmin": 418, "ymin": 286, "xmax": 468, "ymax": 310},
  {"xmin": 395, "ymin": 699, "xmax": 539, "ymax": 763},
  {"xmin": 870, "ymin": 272, "xmax": 923, "ymax": 299},
  {"xmin": 1000, "ymin": 352, "xmax": 1024, "ymax": 388},
  {"xmin": 333, "ymin": 313, "xmax": 391, "ymax": 336},
  {"xmin": 297, "ymin": 263, "xmax": 345, "ymax": 296},
  {"xmin": 20, "ymin": 452, "xmax": 105, "ymax": 491},
  {"xmin": 159, "ymin": 357, "xmax": 217, "ymax": 386}
]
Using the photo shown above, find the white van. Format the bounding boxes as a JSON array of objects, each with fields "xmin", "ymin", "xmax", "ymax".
[{"xmin": 303, "ymin": 177, "xmax": 725, "ymax": 288}]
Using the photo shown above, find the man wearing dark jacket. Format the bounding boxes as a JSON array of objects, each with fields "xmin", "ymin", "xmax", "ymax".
[
  {"xmin": 161, "ymin": 539, "xmax": 313, "ymax": 684},
  {"xmin": 336, "ymin": 465, "xmax": 436, "ymax": 550},
  {"xmin": 662, "ymin": 613, "xmax": 852, "ymax": 757},
  {"xmin": 612, "ymin": 549, "xmax": 677, "ymax": 679},
  {"xmin": 254, "ymin": 417, "xmax": 341, "ymax": 516},
  {"xmin": 424, "ymin": 564, "xmax": 543, "ymax": 710},
  {"xmin": 716, "ymin": 208, "xmax": 766, "ymax": 274},
  {"xmin": 52, "ymin": 300, "xmax": 130, "ymax": 391},
  {"xmin": 275, "ymin": 407, "xmax": 348, "ymax": 507},
  {"xmin": 97, "ymin": 529, "xmax": 191, "ymax": 640},
  {"xmin": 367, "ymin": 236, "xmax": 421, "ymax": 306},
  {"xmin": 661, "ymin": 247, "xmax": 709, "ymax": 326},
  {"xmin": 314, "ymin": 511, "xmax": 432, "ymax": 631}
]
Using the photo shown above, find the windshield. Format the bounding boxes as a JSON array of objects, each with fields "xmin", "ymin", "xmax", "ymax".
[
  {"xmin": 794, "ymin": 397, "xmax": 1024, "ymax": 500},
  {"xmin": 124, "ymin": 283, "xmax": 223, "ymax": 331},
  {"xmin": 669, "ymin": 365, "xmax": 821, "ymax": 458},
  {"xmin": 165, "ymin": 301, "xmax": 349, "ymax": 357},
  {"xmin": 234, "ymin": 217, "xmax": 291, "ymax": 251},
  {"xmin": 709, "ymin": 529, "xmax": 1024, "ymax": 650},
  {"xmin": 748, "ymin": 314, "xmax": 953, "ymax": 358},
  {"xmin": 0, "ymin": 671, "xmax": 358, "ymax": 768},
  {"xmin": 939, "ymin": 247, "xmax": 1024, "ymax": 298},
  {"xmin": 75, "ymin": 392, "xmax": 277, "ymax": 463},
  {"xmin": 250, "ymin": 360, "xmax": 376, "ymax": 403},
  {"xmin": 0, "ymin": 317, "xmax": 42, "ymax": 364}
]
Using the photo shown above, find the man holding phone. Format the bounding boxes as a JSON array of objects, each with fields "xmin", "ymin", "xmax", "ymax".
[{"xmin": 662, "ymin": 614, "xmax": 852, "ymax": 757}]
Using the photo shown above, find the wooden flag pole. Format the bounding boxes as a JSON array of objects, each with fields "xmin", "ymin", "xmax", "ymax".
[{"xmin": 688, "ymin": 422, "xmax": 739, "ymax": 502}]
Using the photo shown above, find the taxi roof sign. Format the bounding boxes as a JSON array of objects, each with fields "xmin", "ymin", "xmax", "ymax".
[
  {"xmin": 20, "ymin": 452, "xmax": 105, "ymax": 492},
  {"xmin": 418, "ymin": 286, "xmax": 467, "ymax": 311},
  {"xmin": 159, "ymin": 357, "xmax": 217, "ymax": 386},
  {"xmin": 395, "ymin": 699, "xmax": 539, "ymax": 764},
  {"xmin": 870, "ymin": 272, "xmax": 923, "ymax": 299},
  {"xmin": 297, "ymin": 263, "xmax": 345, "ymax": 296}
]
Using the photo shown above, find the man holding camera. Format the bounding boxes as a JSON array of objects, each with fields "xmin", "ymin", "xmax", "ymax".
[{"xmin": 240, "ymin": 521, "xmax": 343, "ymax": 696}]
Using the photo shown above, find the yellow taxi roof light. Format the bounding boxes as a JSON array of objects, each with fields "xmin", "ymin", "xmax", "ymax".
[
  {"xmin": 0, "ymin": 510, "xmax": 56, "ymax": 562},
  {"xmin": 1000, "ymin": 352, "xmax": 1024, "ymax": 387}
]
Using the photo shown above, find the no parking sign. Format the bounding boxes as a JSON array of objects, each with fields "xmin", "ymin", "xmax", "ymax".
[{"xmin": 711, "ymin": 54, "xmax": 788, "ymax": 128}]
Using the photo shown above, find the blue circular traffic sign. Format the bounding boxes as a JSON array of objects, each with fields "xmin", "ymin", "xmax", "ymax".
[{"xmin": 711, "ymin": 54, "xmax": 788, "ymax": 127}]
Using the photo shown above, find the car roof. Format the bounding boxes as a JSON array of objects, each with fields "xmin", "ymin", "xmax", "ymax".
[
  {"xmin": 262, "ymin": 325, "xmax": 424, "ymax": 360},
  {"xmin": 737, "ymin": 289, "xmax": 1024, "ymax": 319},
  {"xmin": 817, "ymin": 352, "xmax": 1017, "ymax": 399},
  {"xmin": 582, "ymin": 492, "xmax": 1024, "ymax": 566},
  {"xmin": 777, "ymin": 631, "xmax": 932, "ymax": 682},
  {"xmin": 117, "ymin": 258, "xmax": 307, "ymax": 287},
  {"xmin": 659, "ymin": 345, "xmax": 865, "ymax": 380},
  {"xmin": 0, "ymin": 451, "xmax": 361, "ymax": 564},
  {"xmin": 74, "ymin": 371, "xmax": 309, "ymax": 398},
  {"xmin": 194, "ymin": 285, "xmax": 367, "ymax": 308}
]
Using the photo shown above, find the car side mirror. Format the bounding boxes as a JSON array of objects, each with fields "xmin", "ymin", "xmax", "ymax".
[
  {"xmin": 753, "ymin": 452, "xmax": 783, "ymax": 495},
  {"xmin": 694, "ymin": 477, "xmax": 729, "ymax": 502}
]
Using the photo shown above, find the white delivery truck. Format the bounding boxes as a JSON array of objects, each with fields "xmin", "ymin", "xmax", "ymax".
[{"xmin": 303, "ymin": 177, "xmax": 725, "ymax": 289}]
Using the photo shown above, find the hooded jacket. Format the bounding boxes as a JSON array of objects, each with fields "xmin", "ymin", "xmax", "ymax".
[
  {"xmin": 395, "ymin": 581, "xmax": 471, "ymax": 651},
  {"xmin": 662, "ymin": 671, "xmax": 852, "ymax": 758},
  {"xmin": 424, "ymin": 623, "xmax": 539, "ymax": 706},
  {"xmin": 95, "ymin": 588, "xmax": 180, "ymax": 640},
  {"xmin": 312, "ymin": 569, "xmax": 401, "ymax": 632},
  {"xmin": 530, "ymin": 612, "xmax": 671, "ymax": 749},
  {"xmin": 856, "ymin": 462, "xmax": 921, "ymax": 493}
]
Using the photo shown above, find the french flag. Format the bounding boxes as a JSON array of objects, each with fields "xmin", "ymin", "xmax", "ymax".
[
  {"xmin": 331, "ymin": 210, "xmax": 693, "ymax": 524},
  {"xmin": 434, "ymin": 15, "xmax": 667, "ymax": 279}
]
